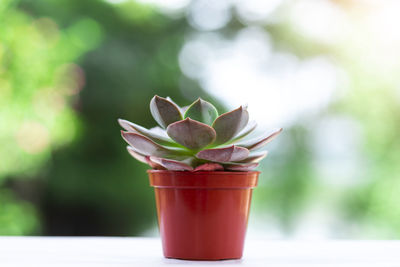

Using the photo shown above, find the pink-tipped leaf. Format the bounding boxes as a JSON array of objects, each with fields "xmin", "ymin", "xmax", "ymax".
[
  {"xmin": 224, "ymin": 163, "xmax": 259, "ymax": 171},
  {"xmin": 193, "ymin": 163, "xmax": 224, "ymax": 172},
  {"xmin": 126, "ymin": 147, "xmax": 164, "ymax": 169},
  {"xmin": 150, "ymin": 95, "xmax": 183, "ymax": 128},
  {"xmin": 150, "ymin": 156, "xmax": 194, "ymax": 171},
  {"xmin": 212, "ymin": 106, "xmax": 249, "ymax": 145},
  {"xmin": 118, "ymin": 119, "xmax": 178, "ymax": 146},
  {"xmin": 126, "ymin": 146, "xmax": 148, "ymax": 163},
  {"xmin": 236, "ymin": 151, "xmax": 268, "ymax": 163},
  {"xmin": 121, "ymin": 131, "xmax": 188, "ymax": 157},
  {"xmin": 196, "ymin": 145, "xmax": 249, "ymax": 162},
  {"xmin": 237, "ymin": 128, "xmax": 283, "ymax": 150},
  {"xmin": 167, "ymin": 118, "xmax": 216, "ymax": 150},
  {"xmin": 149, "ymin": 126, "xmax": 169, "ymax": 138},
  {"xmin": 230, "ymin": 120, "xmax": 257, "ymax": 143},
  {"xmin": 145, "ymin": 157, "xmax": 165, "ymax": 169}
]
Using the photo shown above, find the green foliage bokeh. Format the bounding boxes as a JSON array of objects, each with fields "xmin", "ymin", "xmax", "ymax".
[{"xmin": 1, "ymin": 0, "xmax": 400, "ymax": 238}]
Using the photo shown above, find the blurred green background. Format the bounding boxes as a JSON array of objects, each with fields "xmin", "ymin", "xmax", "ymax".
[{"xmin": 1, "ymin": 0, "xmax": 400, "ymax": 238}]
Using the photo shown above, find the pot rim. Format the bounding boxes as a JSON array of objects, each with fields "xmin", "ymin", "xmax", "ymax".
[
  {"xmin": 148, "ymin": 169, "xmax": 259, "ymax": 189},
  {"xmin": 147, "ymin": 170, "xmax": 260, "ymax": 175}
]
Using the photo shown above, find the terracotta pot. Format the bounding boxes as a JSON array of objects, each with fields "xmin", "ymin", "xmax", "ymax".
[{"xmin": 148, "ymin": 170, "xmax": 259, "ymax": 260}]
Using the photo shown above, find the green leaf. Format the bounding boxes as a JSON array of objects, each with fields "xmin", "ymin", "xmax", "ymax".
[
  {"xmin": 150, "ymin": 95, "xmax": 183, "ymax": 128},
  {"xmin": 237, "ymin": 128, "xmax": 283, "ymax": 151},
  {"xmin": 196, "ymin": 145, "xmax": 249, "ymax": 162},
  {"xmin": 166, "ymin": 118, "xmax": 216, "ymax": 150},
  {"xmin": 184, "ymin": 98, "xmax": 218, "ymax": 125},
  {"xmin": 180, "ymin": 105, "xmax": 190, "ymax": 114},
  {"xmin": 212, "ymin": 106, "xmax": 249, "ymax": 145}
]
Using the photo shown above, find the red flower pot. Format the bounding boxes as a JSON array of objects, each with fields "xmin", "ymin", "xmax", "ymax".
[{"xmin": 148, "ymin": 170, "xmax": 259, "ymax": 260}]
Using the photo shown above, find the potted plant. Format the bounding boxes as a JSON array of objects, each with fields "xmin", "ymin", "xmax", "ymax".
[{"xmin": 118, "ymin": 96, "xmax": 282, "ymax": 260}]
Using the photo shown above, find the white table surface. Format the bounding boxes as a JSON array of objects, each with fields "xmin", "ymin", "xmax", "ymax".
[{"xmin": 1, "ymin": 237, "xmax": 399, "ymax": 267}]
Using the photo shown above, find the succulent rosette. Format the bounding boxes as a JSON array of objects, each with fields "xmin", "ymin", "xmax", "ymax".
[{"xmin": 119, "ymin": 96, "xmax": 282, "ymax": 171}]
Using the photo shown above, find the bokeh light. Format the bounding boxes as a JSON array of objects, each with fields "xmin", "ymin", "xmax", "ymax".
[{"xmin": 1, "ymin": 0, "xmax": 400, "ymax": 239}]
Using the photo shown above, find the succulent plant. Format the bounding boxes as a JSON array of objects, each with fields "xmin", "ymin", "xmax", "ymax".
[{"xmin": 119, "ymin": 96, "xmax": 282, "ymax": 171}]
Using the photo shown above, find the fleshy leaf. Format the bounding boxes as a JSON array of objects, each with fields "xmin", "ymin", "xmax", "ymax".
[
  {"xmin": 120, "ymin": 95, "xmax": 282, "ymax": 171},
  {"xmin": 224, "ymin": 163, "xmax": 259, "ymax": 171},
  {"xmin": 145, "ymin": 157, "xmax": 165, "ymax": 169},
  {"xmin": 150, "ymin": 95, "xmax": 183, "ymax": 128},
  {"xmin": 166, "ymin": 96, "xmax": 180, "ymax": 108},
  {"xmin": 196, "ymin": 145, "xmax": 249, "ymax": 162},
  {"xmin": 121, "ymin": 131, "xmax": 188, "ymax": 158},
  {"xmin": 149, "ymin": 126, "xmax": 169, "ymax": 138},
  {"xmin": 238, "ymin": 128, "xmax": 283, "ymax": 151},
  {"xmin": 126, "ymin": 146, "xmax": 148, "ymax": 163},
  {"xmin": 181, "ymin": 105, "xmax": 190, "ymax": 114},
  {"xmin": 193, "ymin": 163, "xmax": 224, "ymax": 172},
  {"xmin": 150, "ymin": 156, "xmax": 194, "ymax": 171},
  {"xmin": 166, "ymin": 97, "xmax": 191, "ymax": 116},
  {"xmin": 166, "ymin": 118, "xmax": 216, "ymax": 150},
  {"xmin": 184, "ymin": 98, "xmax": 218, "ymax": 125},
  {"xmin": 212, "ymin": 106, "xmax": 249, "ymax": 145},
  {"xmin": 236, "ymin": 151, "xmax": 268, "ymax": 163},
  {"xmin": 230, "ymin": 120, "xmax": 257, "ymax": 143},
  {"xmin": 118, "ymin": 119, "xmax": 178, "ymax": 147},
  {"xmin": 126, "ymin": 146, "xmax": 164, "ymax": 169}
]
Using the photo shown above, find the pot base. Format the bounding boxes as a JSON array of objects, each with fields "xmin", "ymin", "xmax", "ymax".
[{"xmin": 165, "ymin": 256, "xmax": 242, "ymax": 261}]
